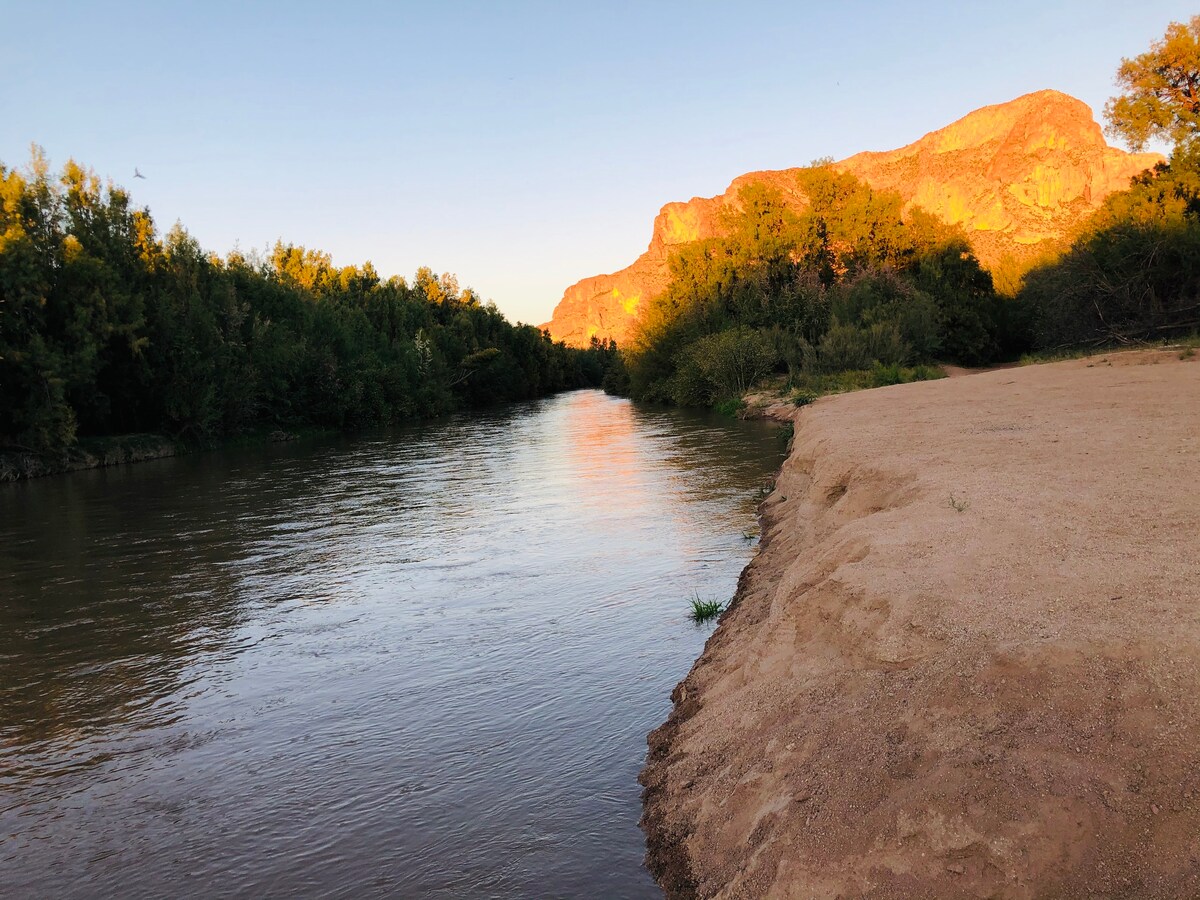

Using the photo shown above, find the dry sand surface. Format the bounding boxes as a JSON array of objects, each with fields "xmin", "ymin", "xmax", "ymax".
[{"xmin": 641, "ymin": 349, "xmax": 1200, "ymax": 899}]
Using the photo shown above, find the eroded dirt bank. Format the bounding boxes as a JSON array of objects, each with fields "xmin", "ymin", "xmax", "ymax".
[
  {"xmin": 0, "ymin": 434, "xmax": 181, "ymax": 483},
  {"xmin": 641, "ymin": 350, "xmax": 1200, "ymax": 898}
]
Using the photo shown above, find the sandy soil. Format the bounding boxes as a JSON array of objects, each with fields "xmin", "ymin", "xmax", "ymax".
[{"xmin": 641, "ymin": 349, "xmax": 1200, "ymax": 898}]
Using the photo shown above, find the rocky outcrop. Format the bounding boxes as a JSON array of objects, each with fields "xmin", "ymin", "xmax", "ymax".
[
  {"xmin": 543, "ymin": 90, "xmax": 1162, "ymax": 347},
  {"xmin": 838, "ymin": 90, "xmax": 1163, "ymax": 273}
]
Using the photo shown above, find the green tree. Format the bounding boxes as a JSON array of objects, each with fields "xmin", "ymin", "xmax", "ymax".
[
  {"xmin": 0, "ymin": 150, "xmax": 612, "ymax": 457},
  {"xmin": 622, "ymin": 165, "xmax": 1010, "ymax": 405},
  {"xmin": 1020, "ymin": 153, "xmax": 1200, "ymax": 348},
  {"xmin": 1105, "ymin": 16, "xmax": 1200, "ymax": 152},
  {"xmin": 683, "ymin": 327, "xmax": 777, "ymax": 402}
]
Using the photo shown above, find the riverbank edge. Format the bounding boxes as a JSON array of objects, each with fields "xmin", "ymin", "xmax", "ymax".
[
  {"xmin": 0, "ymin": 435, "xmax": 184, "ymax": 483},
  {"xmin": 0, "ymin": 430, "xmax": 309, "ymax": 483},
  {"xmin": 1, "ymin": 385, "xmax": 626, "ymax": 485},
  {"xmin": 639, "ymin": 395, "xmax": 800, "ymax": 897},
  {"xmin": 637, "ymin": 348, "xmax": 1200, "ymax": 897}
]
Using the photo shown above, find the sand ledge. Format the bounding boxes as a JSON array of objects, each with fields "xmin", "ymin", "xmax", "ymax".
[{"xmin": 640, "ymin": 349, "xmax": 1200, "ymax": 898}]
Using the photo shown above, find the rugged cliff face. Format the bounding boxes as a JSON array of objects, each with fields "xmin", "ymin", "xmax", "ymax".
[{"xmin": 542, "ymin": 90, "xmax": 1162, "ymax": 348}]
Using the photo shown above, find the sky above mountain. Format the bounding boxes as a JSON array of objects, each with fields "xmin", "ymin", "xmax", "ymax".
[{"xmin": 2, "ymin": 0, "xmax": 1194, "ymax": 326}]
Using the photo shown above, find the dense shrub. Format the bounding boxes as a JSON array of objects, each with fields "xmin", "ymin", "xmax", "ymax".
[
  {"xmin": 808, "ymin": 322, "xmax": 908, "ymax": 374},
  {"xmin": 1020, "ymin": 154, "xmax": 1200, "ymax": 348},
  {"xmin": 620, "ymin": 166, "xmax": 1023, "ymax": 404},
  {"xmin": 684, "ymin": 327, "xmax": 778, "ymax": 400}
]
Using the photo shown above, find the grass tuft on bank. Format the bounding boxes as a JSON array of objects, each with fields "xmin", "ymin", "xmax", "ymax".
[{"xmin": 689, "ymin": 595, "xmax": 724, "ymax": 623}]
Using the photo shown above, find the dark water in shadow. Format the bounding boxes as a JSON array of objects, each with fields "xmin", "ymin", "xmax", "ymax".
[{"xmin": 0, "ymin": 390, "xmax": 784, "ymax": 898}]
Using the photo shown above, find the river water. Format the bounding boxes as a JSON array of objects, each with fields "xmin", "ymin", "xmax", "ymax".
[{"xmin": 0, "ymin": 390, "xmax": 784, "ymax": 898}]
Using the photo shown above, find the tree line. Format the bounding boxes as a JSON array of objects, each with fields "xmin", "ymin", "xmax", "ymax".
[
  {"xmin": 5, "ymin": 18, "xmax": 1196, "ymax": 445},
  {"xmin": 0, "ymin": 151, "xmax": 616, "ymax": 454}
]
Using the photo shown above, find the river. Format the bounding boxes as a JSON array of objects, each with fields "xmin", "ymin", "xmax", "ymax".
[{"xmin": 0, "ymin": 389, "xmax": 784, "ymax": 898}]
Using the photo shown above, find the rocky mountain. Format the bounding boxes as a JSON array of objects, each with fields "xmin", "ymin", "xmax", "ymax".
[{"xmin": 542, "ymin": 90, "xmax": 1163, "ymax": 348}]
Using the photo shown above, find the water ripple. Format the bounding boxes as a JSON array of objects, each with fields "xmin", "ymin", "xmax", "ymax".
[{"xmin": 0, "ymin": 390, "xmax": 783, "ymax": 898}]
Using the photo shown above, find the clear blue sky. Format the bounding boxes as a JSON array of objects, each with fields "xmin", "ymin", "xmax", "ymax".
[{"xmin": 1, "ymin": 1, "xmax": 1193, "ymax": 325}]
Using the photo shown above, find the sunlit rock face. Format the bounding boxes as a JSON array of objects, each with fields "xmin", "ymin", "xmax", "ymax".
[
  {"xmin": 542, "ymin": 90, "xmax": 1162, "ymax": 348},
  {"xmin": 839, "ymin": 89, "xmax": 1162, "ymax": 270}
]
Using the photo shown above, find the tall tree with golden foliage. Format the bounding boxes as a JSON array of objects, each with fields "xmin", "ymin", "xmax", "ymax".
[
  {"xmin": 1105, "ymin": 16, "xmax": 1200, "ymax": 153},
  {"xmin": 1020, "ymin": 19, "xmax": 1200, "ymax": 348}
]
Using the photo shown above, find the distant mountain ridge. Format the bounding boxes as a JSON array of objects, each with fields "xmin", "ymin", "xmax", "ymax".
[{"xmin": 543, "ymin": 90, "xmax": 1163, "ymax": 347}]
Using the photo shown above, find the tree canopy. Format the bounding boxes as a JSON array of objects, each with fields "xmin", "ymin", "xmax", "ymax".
[
  {"xmin": 0, "ymin": 150, "xmax": 617, "ymax": 454},
  {"xmin": 1105, "ymin": 16, "xmax": 1200, "ymax": 153},
  {"xmin": 619, "ymin": 165, "xmax": 1023, "ymax": 406}
]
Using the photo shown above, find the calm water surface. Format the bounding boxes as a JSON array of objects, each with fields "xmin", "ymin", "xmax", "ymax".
[{"xmin": 0, "ymin": 390, "xmax": 783, "ymax": 898}]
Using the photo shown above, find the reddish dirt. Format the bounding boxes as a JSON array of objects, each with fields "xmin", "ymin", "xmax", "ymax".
[{"xmin": 641, "ymin": 349, "xmax": 1200, "ymax": 898}]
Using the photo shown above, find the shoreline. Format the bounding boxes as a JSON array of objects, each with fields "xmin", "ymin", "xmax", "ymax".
[
  {"xmin": 640, "ymin": 348, "xmax": 1200, "ymax": 897},
  {"xmin": 0, "ymin": 387, "xmax": 611, "ymax": 485},
  {"xmin": 640, "ymin": 395, "xmax": 801, "ymax": 898},
  {"xmin": 0, "ymin": 434, "xmax": 185, "ymax": 483},
  {"xmin": 0, "ymin": 430, "xmax": 312, "ymax": 484}
]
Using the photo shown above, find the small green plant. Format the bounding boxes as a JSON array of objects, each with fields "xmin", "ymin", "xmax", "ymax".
[
  {"xmin": 755, "ymin": 481, "xmax": 775, "ymax": 501},
  {"xmin": 713, "ymin": 396, "xmax": 746, "ymax": 418},
  {"xmin": 1180, "ymin": 346, "xmax": 1196, "ymax": 360},
  {"xmin": 689, "ymin": 595, "xmax": 725, "ymax": 623},
  {"xmin": 777, "ymin": 422, "xmax": 794, "ymax": 447},
  {"xmin": 791, "ymin": 389, "xmax": 818, "ymax": 407},
  {"xmin": 869, "ymin": 362, "xmax": 906, "ymax": 387},
  {"xmin": 948, "ymin": 493, "xmax": 970, "ymax": 513}
]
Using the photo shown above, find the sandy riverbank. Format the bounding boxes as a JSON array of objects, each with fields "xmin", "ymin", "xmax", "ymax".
[{"xmin": 641, "ymin": 349, "xmax": 1200, "ymax": 898}]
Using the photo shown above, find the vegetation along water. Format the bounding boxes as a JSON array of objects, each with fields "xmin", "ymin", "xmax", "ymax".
[{"xmin": 4, "ymin": 15, "xmax": 1200, "ymax": 899}]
